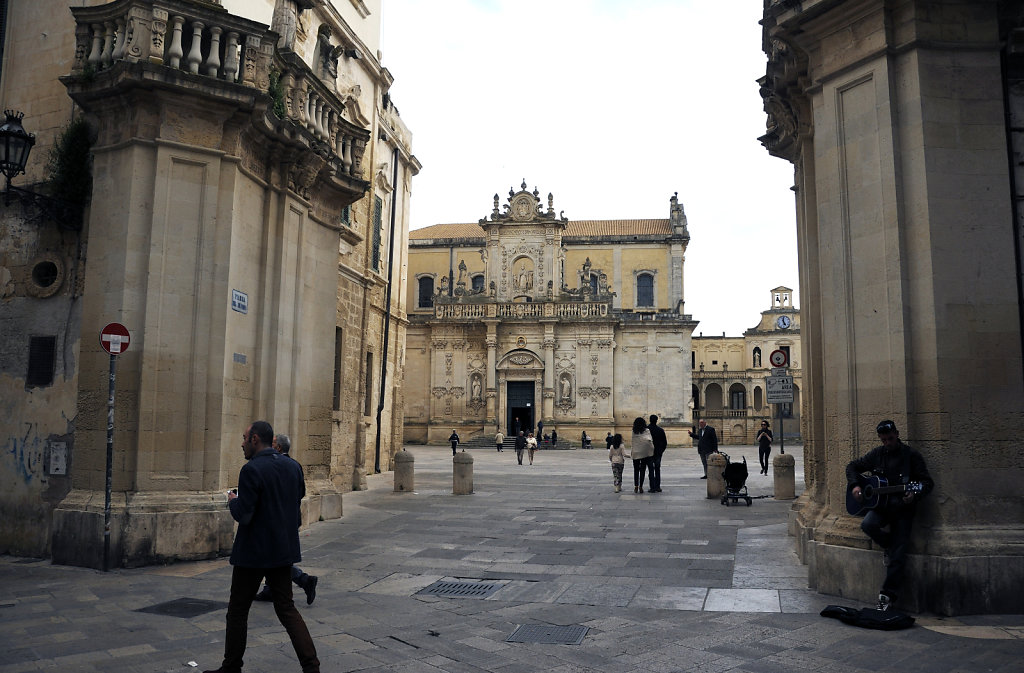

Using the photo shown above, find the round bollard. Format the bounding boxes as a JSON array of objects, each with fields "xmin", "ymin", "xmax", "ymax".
[
  {"xmin": 706, "ymin": 452, "xmax": 727, "ymax": 499},
  {"xmin": 393, "ymin": 450, "xmax": 414, "ymax": 492},
  {"xmin": 773, "ymin": 452, "xmax": 796, "ymax": 499},
  {"xmin": 453, "ymin": 451, "xmax": 474, "ymax": 495}
]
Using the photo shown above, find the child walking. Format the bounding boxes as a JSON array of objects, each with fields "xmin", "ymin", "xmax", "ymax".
[{"xmin": 609, "ymin": 433, "xmax": 626, "ymax": 492}]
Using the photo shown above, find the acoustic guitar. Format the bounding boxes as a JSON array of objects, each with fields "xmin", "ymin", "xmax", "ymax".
[{"xmin": 846, "ymin": 475, "xmax": 924, "ymax": 516}]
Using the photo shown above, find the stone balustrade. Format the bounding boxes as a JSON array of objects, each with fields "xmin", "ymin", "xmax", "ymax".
[{"xmin": 69, "ymin": 0, "xmax": 367, "ymax": 180}]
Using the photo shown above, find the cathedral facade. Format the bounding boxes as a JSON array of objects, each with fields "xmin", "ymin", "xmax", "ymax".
[{"xmin": 404, "ymin": 184, "xmax": 697, "ymax": 444}]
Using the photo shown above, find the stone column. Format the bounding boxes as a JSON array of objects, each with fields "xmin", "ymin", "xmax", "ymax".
[
  {"xmin": 485, "ymin": 320, "xmax": 498, "ymax": 430},
  {"xmin": 542, "ymin": 323, "xmax": 556, "ymax": 421}
]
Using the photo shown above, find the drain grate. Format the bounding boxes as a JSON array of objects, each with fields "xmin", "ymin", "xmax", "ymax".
[
  {"xmin": 136, "ymin": 597, "xmax": 227, "ymax": 618},
  {"xmin": 506, "ymin": 624, "xmax": 589, "ymax": 645},
  {"xmin": 416, "ymin": 580, "xmax": 502, "ymax": 599}
]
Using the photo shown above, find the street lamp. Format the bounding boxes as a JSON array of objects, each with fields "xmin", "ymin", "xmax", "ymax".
[{"xmin": 0, "ymin": 110, "xmax": 36, "ymax": 202}]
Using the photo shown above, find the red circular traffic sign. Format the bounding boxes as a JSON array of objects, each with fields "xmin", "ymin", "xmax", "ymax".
[
  {"xmin": 769, "ymin": 349, "xmax": 788, "ymax": 367},
  {"xmin": 99, "ymin": 322, "xmax": 131, "ymax": 355}
]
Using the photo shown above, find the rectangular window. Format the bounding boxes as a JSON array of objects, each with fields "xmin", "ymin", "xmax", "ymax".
[
  {"xmin": 341, "ymin": 204, "xmax": 351, "ymax": 227},
  {"xmin": 27, "ymin": 336, "xmax": 57, "ymax": 387},
  {"xmin": 333, "ymin": 327, "xmax": 343, "ymax": 411},
  {"xmin": 364, "ymin": 351, "xmax": 374, "ymax": 416},
  {"xmin": 781, "ymin": 345, "xmax": 791, "ymax": 364},
  {"xmin": 371, "ymin": 196, "xmax": 383, "ymax": 271}
]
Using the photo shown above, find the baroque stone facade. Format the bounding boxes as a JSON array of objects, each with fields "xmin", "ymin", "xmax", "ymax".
[
  {"xmin": 404, "ymin": 184, "xmax": 697, "ymax": 444},
  {"xmin": 692, "ymin": 287, "xmax": 802, "ymax": 445},
  {"xmin": 0, "ymin": 0, "xmax": 418, "ymax": 567},
  {"xmin": 761, "ymin": 0, "xmax": 1024, "ymax": 614}
]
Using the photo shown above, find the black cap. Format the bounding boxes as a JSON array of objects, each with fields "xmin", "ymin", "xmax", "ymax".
[{"xmin": 876, "ymin": 419, "xmax": 898, "ymax": 434}]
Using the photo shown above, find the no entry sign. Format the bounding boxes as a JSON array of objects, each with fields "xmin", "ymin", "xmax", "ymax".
[{"xmin": 100, "ymin": 322, "xmax": 131, "ymax": 355}]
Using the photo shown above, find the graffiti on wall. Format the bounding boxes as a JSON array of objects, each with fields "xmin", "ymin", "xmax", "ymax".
[{"xmin": 4, "ymin": 422, "xmax": 46, "ymax": 485}]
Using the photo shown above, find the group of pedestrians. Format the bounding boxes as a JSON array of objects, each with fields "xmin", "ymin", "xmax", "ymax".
[{"xmin": 607, "ymin": 415, "xmax": 668, "ymax": 493}]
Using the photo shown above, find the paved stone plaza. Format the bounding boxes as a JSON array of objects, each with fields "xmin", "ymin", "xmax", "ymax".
[{"xmin": 1, "ymin": 445, "xmax": 1021, "ymax": 673}]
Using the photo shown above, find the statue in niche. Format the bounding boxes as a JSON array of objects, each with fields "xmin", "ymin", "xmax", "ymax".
[
  {"xmin": 515, "ymin": 263, "xmax": 534, "ymax": 291},
  {"xmin": 471, "ymin": 375, "xmax": 482, "ymax": 401},
  {"xmin": 560, "ymin": 375, "xmax": 572, "ymax": 401},
  {"xmin": 753, "ymin": 350, "xmax": 761, "ymax": 368}
]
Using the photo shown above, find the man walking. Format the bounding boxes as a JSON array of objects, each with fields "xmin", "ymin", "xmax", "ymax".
[
  {"xmin": 253, "ymin": 434, "xmax": 318, "ymax": 605},
  {"xmin": 495, "ymin": 429, "xmax": 504, "ymax": 452},
  {"xmin": 449, "ymin": 429, "xmax": 460, "ymax": 456},
  {"xmin": 204, "ymin": 421, "xmax": 319, "ymax": 673},
  {"xmin": 689, "ymin": 419, "xmax": 718, "ymax": 479},
  {"xmin": 847, "ymin": 419, "xmax": 934, "ymax": 611},
  {"xmin": 514, "ymin": 430, "xmax": 527, "ymax": 465},
  {"xmin": 648, "ymin": 415, "xmax": 667, "ymax": 492}
]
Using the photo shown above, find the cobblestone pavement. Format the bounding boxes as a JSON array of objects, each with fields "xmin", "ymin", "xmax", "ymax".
[{"xmin": 2, "ymin": 444, "xmax": 1021, "ymax": 673}]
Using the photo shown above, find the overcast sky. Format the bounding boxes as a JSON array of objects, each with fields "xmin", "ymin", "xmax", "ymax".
[{"xmin": 381, "ymin": 0, "xmax": 799, "ymax": 336}]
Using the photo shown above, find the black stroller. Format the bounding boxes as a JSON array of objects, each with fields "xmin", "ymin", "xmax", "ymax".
[{"xmin": 719, "ymin": 452, "xmax": 752, "ymax": 506}]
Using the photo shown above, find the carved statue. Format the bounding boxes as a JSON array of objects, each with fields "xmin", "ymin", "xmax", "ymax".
[
  {"xmin": 489, "ymin": 280, "xmax": 497, "ymax": 298},
  {"xmin": 458, "ymin": 259, "xmax": 467, "ymax": 284},
  {"xmin": 472, "ymin": 376, "xmax": 482, "ymax": 401},
  {"xmin": 560, "ymin": 375, "xmax": 572, "ymax": 401},
  {"xmin": 272, "ymin": 0, "xmax": 314, "ymax": 50},
  {"xmin": 516, "ymin": 264, "xmax": 533, "ymax": 291},
  {"xmin": 479, "ymin": 248, "xmax": 488, "ymax": 264},
  {"xmin": 439, "ymin": 275, "xmax": 449, "ymax": 293}
]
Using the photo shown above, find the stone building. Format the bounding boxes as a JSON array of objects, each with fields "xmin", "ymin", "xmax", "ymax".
[
  {"xmin": 0, "ymin": 0, "xmax": 418, "ymax": 568},
  {"xmin": 692, "ymin": 287, "xmax": 801, "ymax": 445},
  {"xmin": 404, "ymin": 183, "xmax": 698, "ymax": 445},
  {"xmin": 760, "ymin": 0, "xmax": 1024, "ymax": 614}
]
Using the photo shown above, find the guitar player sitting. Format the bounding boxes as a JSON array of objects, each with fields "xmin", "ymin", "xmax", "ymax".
[{"xmin": 846, "ymin": 419, "xmax": 934, "ymax": 612}]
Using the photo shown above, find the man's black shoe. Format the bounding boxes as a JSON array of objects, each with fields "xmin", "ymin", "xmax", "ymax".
[
  {"xmin": 254, "ymin": 586, "xmax": 272, "ymax": 601},
  {"xmin": 700, "ymin": 475, "xmax": 707, "ymax": 479},
  {"xmin": 303, "ymin": 575, "xmax": 318, "ymax": 605}
]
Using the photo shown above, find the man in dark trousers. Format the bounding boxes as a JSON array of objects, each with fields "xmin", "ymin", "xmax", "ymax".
[
  {"xmin": 204, "ymin": 421, "xmax": 319, "ymax": 673},
  {"xmin": 254, "ymin": 434, "xmax": 317, "ymax": 605},
  {"xmin": 648, "ymin": 415, "xmax": 668, "ymax": 492},
  {"xmin": 847, "ymin": 419, "xmax": 933, "ymax": 612},
  {"xmin": 514, "ymin": 430, "xmax": 527, "ymax": 465},
  {"xmin": 448, "ymin": 429, "xmax": 460, "ymax": 456},
  {"xmin": 537, "ymin": 419, "xmax": 544, "ymax": 442},
  {"xmin": 688, "ymin": 419, "xmax": 718, "ymax": 479}
]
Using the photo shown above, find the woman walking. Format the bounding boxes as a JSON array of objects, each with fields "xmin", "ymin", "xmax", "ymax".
[
  {"xmin": 630, "ymin": 417, "xmax": 655, "ymax": 493},
  {"xmin": 608, "ymin": 433, "xmax": 625, "ymax": 492},
  {"xmin": 757, "ymin": 420, "xmax": 773, "ymax": 474}
]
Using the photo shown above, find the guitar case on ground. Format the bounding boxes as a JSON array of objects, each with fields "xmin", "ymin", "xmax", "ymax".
[{"xmin": 820, "ymin": 605, "xmax": 915, "ymax": 630}]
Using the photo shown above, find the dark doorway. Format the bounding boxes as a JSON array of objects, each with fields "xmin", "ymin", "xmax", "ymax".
[{"xmin": 507, "ymin": 381, "xmax": 534, "ymax": 436}]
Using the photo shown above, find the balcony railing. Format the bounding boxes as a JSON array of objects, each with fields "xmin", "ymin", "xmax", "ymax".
[{"xmin": 68, "ymin": 0, "xmax": 368, "ymax": 181}]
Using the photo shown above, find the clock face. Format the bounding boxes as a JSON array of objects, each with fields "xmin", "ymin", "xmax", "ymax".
[{"xmin": 776, "ymin": 315, "xmax": 791, "ymax": 329}]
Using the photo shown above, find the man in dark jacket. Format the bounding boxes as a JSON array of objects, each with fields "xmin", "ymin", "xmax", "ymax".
[
  {"xmin": 514, "ymin": 430, "xmax": 527, "ymax": 465},
  {"xmin": 204, "ymin": 421, "xmax": 319, "ymax": 673},
  {"xmin": 689, "ymin": 419, "xmax": 718, "ymax": 478},
  {"xmin": 847, "ymin": 419, "xmax": 934, "ymax": 612},
  {"xmin": 449, "ymin": 429, "xmax": 460, "ymax": 456},
  {"xmin": 254, "ymin": 434, "xmax": 317, "ymax": 605},
  {"xmin": 648, "ymin": 415, "xmax": 668, "ymax": 492}
]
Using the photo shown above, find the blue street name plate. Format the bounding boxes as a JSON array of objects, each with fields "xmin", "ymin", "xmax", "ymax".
[{"xmin": 231, "ymin": 289, "xmax": 248, "ymax": 314}]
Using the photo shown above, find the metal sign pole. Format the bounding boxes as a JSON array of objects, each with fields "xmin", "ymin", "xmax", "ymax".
[
  {"xmin": 779, "ymin": 400, "xmax": 785, "ymax": 455},
  {"xmin": 103, "ymin": 352, "xmax": 116, "ymax": 572}
]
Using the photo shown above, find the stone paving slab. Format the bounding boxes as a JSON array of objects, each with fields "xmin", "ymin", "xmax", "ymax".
[{"xmin": 1, "ymin": 444, "xmax": 1022, "ymax": 673}]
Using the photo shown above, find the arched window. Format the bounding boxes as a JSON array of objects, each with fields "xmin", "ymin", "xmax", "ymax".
[
  {"xmin": 636, "ymin": 273, "xmax": 654, "ymax": 307},
  {"xmin": 417, "ymin": 276, "xmax": 434, "ymax": 308},
  {"xmin": 729, "ymin": 383, "xmax": 746, "ymax": 410},
  {"xmin": 472, "ymin": 274, "xmax": 485, "ymax": 293}
]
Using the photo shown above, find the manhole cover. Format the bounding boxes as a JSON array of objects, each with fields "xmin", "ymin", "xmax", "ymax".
[
  {"xmin": 136, "ymin": 597, "xmax": 227, "ymax": 618},
  {"xmin": 506, "ymin": 624, "xmax": 589, "ymax": 645},
  {"xmin": 416, "ymin": 580, "xmax": 502, "ymax": 599}
]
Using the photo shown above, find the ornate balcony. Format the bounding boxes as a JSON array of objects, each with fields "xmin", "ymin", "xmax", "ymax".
[{"xmin": 63, "ymin": 0, "xmax": 370, "ymax": 205}]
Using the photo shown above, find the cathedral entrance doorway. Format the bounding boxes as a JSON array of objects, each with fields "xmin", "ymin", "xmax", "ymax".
[{"xmin": 506, "ymin": 380, "xmax": 534, "ymax": 436}]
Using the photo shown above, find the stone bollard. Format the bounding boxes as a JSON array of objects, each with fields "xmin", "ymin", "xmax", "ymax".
[
  {"xmin": 706, "ymin": 452, "xmax": 727, "ymax": 499},
  {"xmin": 773, "ymin": 452, "xmax": 796, "ymax": 499},
  {"xmin": 453, "ymin": 451, "xmax": 474, "ymax": 495},
  {"xmin": 393, "ymin": 450, "xmax": 414, "ymax": 492}
]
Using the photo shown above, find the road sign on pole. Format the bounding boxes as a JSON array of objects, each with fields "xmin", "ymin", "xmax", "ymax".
[
  {"xmin": 766, "ymin": 375, "xmax": 794, "ymax": 404},
  {"xmin": 99, "ymin": 322, "xmax": 130, "ymax": 571},
  {"xmin": 769, "ymin": 349, "xmax": 788, "ymax": 368},
  {"xmin": 99, "ymin": 322, "xmax": 131, "ymax": 355}
]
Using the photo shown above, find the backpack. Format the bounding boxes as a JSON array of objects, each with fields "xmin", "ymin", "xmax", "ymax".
[{"xmin": 820, "ymin": 605, "xmax": 915, "ymax": 630}]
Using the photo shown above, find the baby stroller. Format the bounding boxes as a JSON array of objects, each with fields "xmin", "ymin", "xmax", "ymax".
[{"xmin": 719, "ymin": 452, "xmax": 752, "ymax": 506}]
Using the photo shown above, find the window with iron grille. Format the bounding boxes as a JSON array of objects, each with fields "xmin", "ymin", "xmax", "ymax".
[
  {"xmin": 636, "ymin": 273, "xmax": 654, "ymax": 307},
  {"xmin": 27, "ymin": 336, "xmax": 57, "ymax": 387},
  {"xmin": 333, "ymin": 327, "xmax": 343, "ymax": 411},
  {"xmin": 418, "ymin": 276, "xmax": 434, "ymax": 308},
  {"xmin": 371, "ymin": 196, "xmax": 383, "ymax": 271},
  {"xmin": 341, "ymin": 204, "xmax": 351, "ymax": 227}
]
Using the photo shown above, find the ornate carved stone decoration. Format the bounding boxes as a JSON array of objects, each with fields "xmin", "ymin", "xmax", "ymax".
[
  {"xmin": 508, "ymin": 354, "xmax": 533, "ymax": 366},
  {"xmin": 445, "ymin": 352, "xmax": 453, "ymax": 375}
]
